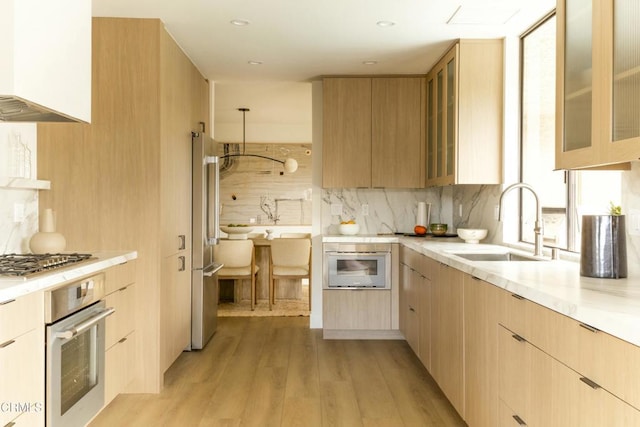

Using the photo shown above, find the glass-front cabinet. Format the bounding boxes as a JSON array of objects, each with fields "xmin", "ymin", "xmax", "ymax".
[
  {"xmin": 556, "ymin": 0, "xmax": 640, "ymax": 169},
  {"xmin": 425, "ymin": 40, "xmax": 503, "ymax": 187}
]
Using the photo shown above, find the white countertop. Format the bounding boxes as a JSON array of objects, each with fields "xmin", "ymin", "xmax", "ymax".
[
  {"xmin": 323, "ymin": 235, "xmax": 640, "ymax": 347},
  {"xmin": 0, "ymin": 251, "xmax": 138, "ymax": 302}
]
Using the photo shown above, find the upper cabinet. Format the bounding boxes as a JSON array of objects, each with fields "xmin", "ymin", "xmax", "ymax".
[
  {"xmin": 556, "ymin": 0, "xmax": 640, "ymax": 169},
  {"xmin": 0, "ymin": 0, "xmax": 91, "ymax": 123},
  {"xmin": 425, "ymin": 39, "xmax": 503, "ymax": 186},
  {"xmin": 322, "ymin": 76, "xmax": 425, "ymax": 188}
]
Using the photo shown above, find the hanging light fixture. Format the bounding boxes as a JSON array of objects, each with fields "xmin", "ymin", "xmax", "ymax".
[{"xmin": 220, "ymin": 107, "xmax": 298, "ymax": 173}]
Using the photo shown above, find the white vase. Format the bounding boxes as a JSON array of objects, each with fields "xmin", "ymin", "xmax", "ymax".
[{"xmin": 29, "ymin": 209, "xmax": 66, "ymax": 254}]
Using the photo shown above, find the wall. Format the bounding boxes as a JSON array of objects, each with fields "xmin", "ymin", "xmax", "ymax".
[
  {"xmin": 0, "ymin": 124, "xmax": 39, "ymax": 254},
  {"xmin": 218, "ymin": 142, "xmax": 312, "ymax": 226}
]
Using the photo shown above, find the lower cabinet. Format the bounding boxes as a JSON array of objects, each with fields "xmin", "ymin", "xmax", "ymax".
[
  {"xmin": 323, "ymin": 289, "xmax": 391, "ymax": 331},
  {"xmin": 398, "ymin": 249, "xmax": 640, "ymax": 427},
  {"xmin": 431, "ymin": 263, "xmax": 464, "ymax": 417},
  {"xmin": 463, "ymin": 275, "xmax": 500, "ymax": 427},
  {"xmin": 0, "ymin": 291, "xmax": 44, "ymax": 426},
  {"xmin": 104, "ymin": 261, "xmax": 137, "ymax": 405}
]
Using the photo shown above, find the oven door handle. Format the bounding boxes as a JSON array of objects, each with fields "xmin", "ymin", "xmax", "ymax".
[{"xmin": 54, "ymin": 307, "xmax": 116, "ymax": 341}]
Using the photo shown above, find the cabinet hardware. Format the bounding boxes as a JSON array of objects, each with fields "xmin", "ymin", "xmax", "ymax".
[
  {"xmin": 178, "ymin": 256, "xmax": 186, "ymax": 271},
  {"xmin": 118, "ymin": 337, "xmax": 128, "ymax": 344},
  {"xmin": 511, "ymin": 334, "xmax": 526, "ymax": 343},
  {"xmin": 579, "ymin": 323, "xmax": 599, "ymax": 333},
  {"xmin": 178, "ymin": 234, "xmax": 186, "ymax": 250},
  {"xmin": 511, "ymin": 294, "xmax": 525, "ymax": 300},
  {"xmin": 119, "ymin": 286, "xmax": 128, "ymax": 292},
  {"xmin": 409, "ymin": 307, "xmax": 416, "ymax": 312},
  {"xmin": 471, "ymin": 276, "xmax": 481, "ymax": 281},
  {"xmin": 579, "ymin": 377, "xmax": 601, "ymax": 390},
  {"xmin": 5, "ymin": 421, "xmax": 16, "ymax": 427},
  {"xmin": 0, "ymin": 298, "xmax": 16, "ymax": 306},
  {"xmin": 512, "ymin": 414, "xmax": 527, "ymax": 425},
  {"xmin": 0, "ymin": 339, "xmax": 16, "ymax": 349}
]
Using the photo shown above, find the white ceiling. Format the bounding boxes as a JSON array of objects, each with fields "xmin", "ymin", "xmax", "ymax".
[{"xmin": 92, "ymin": 0, "xmax": 555, "ymax": 139}]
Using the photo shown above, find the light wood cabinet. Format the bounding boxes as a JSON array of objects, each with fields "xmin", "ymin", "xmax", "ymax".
[
  {"xmin": 430, "ymin": 263, "xmax": 464, "ymax": 417},
  {"xmin": 322, "ymin": 77, "xmax": 424, "ymax": 188},
  {"xmin": 556, "ymin": 0, "xmax": 640, "ymax": 169},
  {"xmin": 38, "ymin": 17, "xmax": 209, "ymax": 392},
  {"xmin": 425, "ymin": 39, "xmax": 503, "ymax": 186},
  {"xmin": 463, "ymin": 275, "xmax": 500, "ymax": 427},
  {"xmin": 323, "ymin": 289, "xmax": 391, "ymax": 331},
  {"xmin": 161, "ymin": 253, "xmax": 191, "ymax": 372},
  {"xmin": 104, "ymin": 261, "xmax": 137, "ymax": 405},
  {"xmin": 0, "ymin": 292, "xmax": 44, "ymax": 426}
]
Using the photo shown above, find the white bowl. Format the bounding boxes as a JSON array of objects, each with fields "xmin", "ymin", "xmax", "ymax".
[
  {"xmin": 457, "ymin": 228, "xmax": 488, "ymax": 244},
  {"xmin": 220, "ymin": 226, "xmax": 254, "ymax": 239},
  {"xmin": 339, "ymin": 223, "xmax": 360, "ymax": 235}
]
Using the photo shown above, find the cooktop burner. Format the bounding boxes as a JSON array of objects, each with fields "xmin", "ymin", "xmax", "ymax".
[{"xmin": 0, "ymin": 253, "xmax": 93, "ymax": 277}]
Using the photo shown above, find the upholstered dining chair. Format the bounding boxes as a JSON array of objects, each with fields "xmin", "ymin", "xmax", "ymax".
[
  {"xmin": 268, "ymin": 237, "xmax": 311, "ymax": 311},
  {"xmin": 214, "ymin": 240, "xmax": 259, "ymax": 310},
  {"xmin": 280, "ymin": 232, "xmax": 311, "ymax": 238}
]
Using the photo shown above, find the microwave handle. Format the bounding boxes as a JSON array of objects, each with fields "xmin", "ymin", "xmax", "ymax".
[{"xmin": 54, "ymin": 307, "xmax": 115, "ymax": 341}]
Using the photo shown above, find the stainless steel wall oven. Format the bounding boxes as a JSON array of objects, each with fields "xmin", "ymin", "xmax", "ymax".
[
  {"xmin": 45, "ymin": 273, "xmax": 114, "ymax": 427},
  {"xmin": 323, "ymin": 243, "xmax": 391, "ymax": 289}
]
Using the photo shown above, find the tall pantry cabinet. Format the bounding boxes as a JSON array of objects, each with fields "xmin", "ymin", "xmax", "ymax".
[{"xmin": 37, "ymin": 18, "xmax": 210, "ymax": 393}]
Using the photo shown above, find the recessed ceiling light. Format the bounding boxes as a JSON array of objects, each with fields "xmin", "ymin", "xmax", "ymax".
[
  {"xmin": 376, "ymin": 20, "xmax": 396, "ymax": 27},
  {"xmin": 230, "ymin": 19, "xmax": 250, "ymax": 26},
  {"xmin": 248, "ymin": 60, "xmax": 263, "ymax": 65},
  {"xmin": 362, "ymin": 60, "xmax": 378, "ymax": 65}
]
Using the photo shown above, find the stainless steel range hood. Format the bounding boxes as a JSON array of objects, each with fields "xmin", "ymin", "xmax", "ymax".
[{"xmin": 0, "ymin": 96, "xmax": 78, "ymax": 123}]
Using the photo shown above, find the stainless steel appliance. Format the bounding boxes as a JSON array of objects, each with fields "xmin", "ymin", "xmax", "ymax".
[
  {"xmin": 191, "ymin": 131, "xmax": 223, "ymax": 350},
  {"xmin": 45, "ymin": 273, "xmax": 114, "ymax": 427},
  {"xmin": 323, "ymin": 243, "xmax": 391, "ymax": 289},
  {"xmin": 0, "ymin": 253, "xmax": 93, "ymax": 278}
]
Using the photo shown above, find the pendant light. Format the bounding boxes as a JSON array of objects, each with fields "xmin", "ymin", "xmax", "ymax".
[{"xmin": 220, "ymin": 107, "xmax": 298, "ymax": 173}]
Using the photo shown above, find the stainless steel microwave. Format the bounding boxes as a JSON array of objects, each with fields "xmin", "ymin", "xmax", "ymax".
[{"xmin": 323, "ymin": 243, "xmax": 391, "ymax": 289}]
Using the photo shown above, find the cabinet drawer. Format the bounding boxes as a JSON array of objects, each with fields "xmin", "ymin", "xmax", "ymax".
[
  {"xmin": 104, "ymin": 260, "xmax": 136, "ymax": 295},
  {"xmin": 497, "ymin": 325, "xmax": 527, "ymax": 422},
  {"xmin": 497, "ymin": 289, "xmax": 527, "ymax": 338},
  {"xmin": 323, "ymin": 289, "xmax": 391, "ymax": 330},
  {"xmin": 0, "ymin": 328, "xmax": 44, "ymax": 426},
  {"xmin": 105, "ymin": 330, "xmax": 136, "ymax": 405},
  {"xmin": 0, "ymin": 291, "xmax": 43, "ymax": 344},
  {"xmin": 105, "ymin": 283, "xmax": 136, "ymax": 349}
]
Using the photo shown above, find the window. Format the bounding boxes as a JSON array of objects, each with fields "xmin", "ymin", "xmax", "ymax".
[{"xmin": 520, "ymin": 13, "xmax": 622, "ymax": 252}]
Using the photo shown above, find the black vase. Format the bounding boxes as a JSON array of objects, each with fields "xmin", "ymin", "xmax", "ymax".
[{"xmin": 580, "ymin": 215, "xmax": 627, "ymax": 279}]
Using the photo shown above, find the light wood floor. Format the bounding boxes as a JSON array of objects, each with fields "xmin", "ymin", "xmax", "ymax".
[{"xmin": 90, "ymin": 317, "xmax": 465, "ymax": 426}]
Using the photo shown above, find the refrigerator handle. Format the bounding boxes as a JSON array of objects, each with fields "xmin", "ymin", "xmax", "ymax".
[{"xmin": 205, "ymin": 155, "xmax": 219, "ymax": 245}]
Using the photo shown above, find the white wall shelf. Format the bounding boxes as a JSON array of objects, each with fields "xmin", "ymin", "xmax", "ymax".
[{"xmin": 0, "ymin": 178, "xmax": 51, "ymax": 190}]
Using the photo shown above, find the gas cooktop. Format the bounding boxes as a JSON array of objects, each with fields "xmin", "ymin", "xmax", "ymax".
[{"xmin": 0, "ymin": 253, "xmax": 93, "ymax": 277}]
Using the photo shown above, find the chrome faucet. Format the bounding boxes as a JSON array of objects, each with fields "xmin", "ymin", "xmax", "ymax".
[{"xmin": 498, "ymin": 183, "xmax": 544, "ymax": 257}]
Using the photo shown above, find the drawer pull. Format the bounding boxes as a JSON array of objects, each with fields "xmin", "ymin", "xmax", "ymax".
[
  {"xmin": 511, "ymin": 334, "xmax": 526, "ymax": 343},
  {"xmin": 512, "ymin": 414, "xmax": 527, "ymax": 425},
  {"xmin": 579, "ymin": 323, "xmax": 599, "ymax": 333},
  {"xmin": 579, "ymin": 377, "xmax": 601, "ymax": 390},
  {"xmin": 178, "ymin": 234, "xmax": 186, "ymax": 250},
  {"xmin": 511, "ymin": 294, "xmax": 525, "ymax": 300},
  {"xmin": 119, "ymin": 286, "xmax": 128, "ymax": 292},
  {"xmin": 0, "ymin": 339, "xmax": 16, "ymax": 349},
  {"xmin": 5, "ymin": 421, "xmax": 16, "ymax": 427},
  {"xmin": 409, "ymin": 307, "xmax": 416, "ymax": 312},
  {"xmin": 0, "ymin": 298, "xmax": 16, "ymax": 306},
  {"xmin": 118, "ymin": 337, "xmax": 128, "ymax": 344}
]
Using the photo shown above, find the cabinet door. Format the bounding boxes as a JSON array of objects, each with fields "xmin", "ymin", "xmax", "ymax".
[
  {"xmin": 417, "ymin": 266, "xmax": 431, "ymax": 370},
  {"xmin": 161, "ymin": 252, "xmax": 191, "ymax": 372},
  {"xmin": 430, "ymin": 263, "xmax": 464, "ymax": 417},
  {"xmin": 322, "ymin": 78, "xmax": 372, "ymax": 188},
  {"xmin": 601, "ymin": 0, "xmax": 640, "ymax": 164},
  {"xmin": 371, "ymin": 77, "xmax": 424, "ymax": 188},
  {"xmin": 404, "ymin": 268, "xmax": 420, "ymax": 354},
  {"xmin": 555, "ymin": 0, "xmax": 599, "ymax": 169},
  {"xmin": 0, "ymin": 329, "xmax": 44, "ymax": 426},
  {"xmin": 322, "ymin": 290, "xmax": 391, "ymax": 330},
  {"xmin": 105, "ymin": 330, "xmax": 136, "ymax": 405},
  {"xmin": 464, "ymin": 275, "xmax": 499, "ymax": 427}
]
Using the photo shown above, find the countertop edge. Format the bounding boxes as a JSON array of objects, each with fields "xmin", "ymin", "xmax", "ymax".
[{"xmin": 0, "ymin": 251, "xmax": 138, "ymax": 302}]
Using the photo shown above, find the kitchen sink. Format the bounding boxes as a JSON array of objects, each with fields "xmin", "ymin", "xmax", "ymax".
[{"xmin": 450, "ymin": 252, "xmax": 546, "ymax": 262}]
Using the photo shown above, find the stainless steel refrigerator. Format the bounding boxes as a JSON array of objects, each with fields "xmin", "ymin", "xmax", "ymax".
[{"xmin": 191, "ymin": 131, "xmax": 222, "ymax": 350}]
